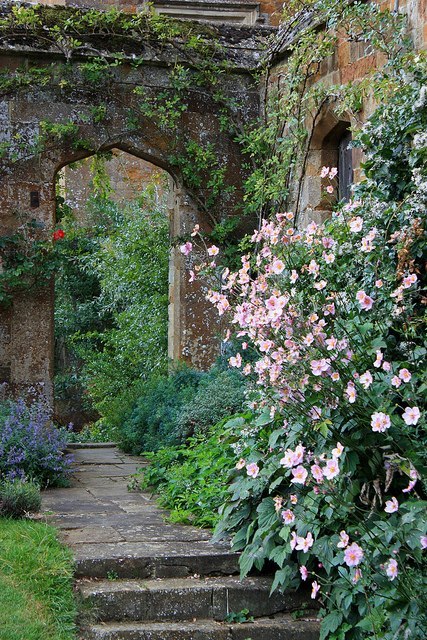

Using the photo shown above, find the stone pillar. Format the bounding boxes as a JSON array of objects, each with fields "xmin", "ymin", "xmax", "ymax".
[
  {"xmin": 168, "ymin": 180, "xmax": 220, "ymax": 369},
  {"xmin": 0, "ymin": 155, "xmax": 56, "ymax": 404},
  {"xmin": 10, "ymin": 286, "xmax": 54, "ymax": 403}
]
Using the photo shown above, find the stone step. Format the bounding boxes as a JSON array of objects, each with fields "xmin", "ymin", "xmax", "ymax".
[
  {"xmin": 75, "ymin": 541, "xmax": 240, "ymax": 579},
  {"xmin": 83, "ymin": 614, "xmax": 320, "ymax": 640},
  {"xmin": 66, "ymin": 443, "xmax": 118, "ymax": 449},
  {"xmin": 78, "ymin": 576, "xmax": 305, "ymax": 623}
]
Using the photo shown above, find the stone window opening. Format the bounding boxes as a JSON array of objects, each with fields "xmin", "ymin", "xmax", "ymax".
[
  {"xmin": 297, "ymin": 115, "xmax": 355, "ymax": 228},
  {"xmin": 320, "ymin": 120, "xmax": 353, "ymax": 207},
  {"xmin": 338, "ymin": 130, "xmax": 354, "ymax": 202}
]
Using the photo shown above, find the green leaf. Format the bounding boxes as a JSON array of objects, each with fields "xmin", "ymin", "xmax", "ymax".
[
  {"xmin": 270, "ymin": 565, "xmax": 294, "ymax": 594},
  {"xmin": 255, "ymin": 409, "xmax": 273, "ymax": 427},
  {"xmin": 256, "ymin": 498, "xmax": 278, "ymax": 530},
  {"xmin": 268, "ymin": 543, "xmax": 290, "ymax": 568},
  {"xmin": 223, "ymin": 416, "xmax": 246, "ymax": 429},
  {"xmin": 320, "ymin": 611, "xmax": 343, "ymax": 640}
]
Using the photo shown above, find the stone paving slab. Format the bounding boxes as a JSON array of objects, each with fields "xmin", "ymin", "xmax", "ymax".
[
  {"xmin": 79, "ymin": 576, "xmax": 298, "ymax": 622},
  {"xmin": 75, "ymin": 465, "xmax": 140, "ymax": 477},
  {"xmin": 62, "ymin": 526, "xmax": 126, "ymax": 545},
  {"xmin": 42, "ymin": 446, "xmax": 237, "ymax": 579}
]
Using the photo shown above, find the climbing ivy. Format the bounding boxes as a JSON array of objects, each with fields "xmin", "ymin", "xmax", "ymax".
[
  {"xmin": 0, "ymin": 1, "xmax": 415, "ymax": 303},
  {"xmin": 0, "ymin": 3, "xmax": 250, "ymax": 226}
]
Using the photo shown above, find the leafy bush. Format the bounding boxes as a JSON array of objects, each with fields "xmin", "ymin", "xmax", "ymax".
[
  {"xmin": 188, "ymin": 55, "xmax": 427, "ymax": 640},
  {"xmin": 0, "ymin": 480, "xmax": 41, "ymax": 518},
  {"xmin": 137, "ymin": 415, "xmax": 244, "ymax": 527},
  {"xmin": 176, "ymin": 369, "xmax": 247, "ymax": 439},
  {"xmin": 119, "ymin": 364, "xmax": 247, "ymax": 453},
  {"xmin": 65, "ymin": 420, "xmax": 115, "ymax": 444},
  {"xmin": 54, "ymin": 182, "xmax": 170, "ymax": 432},
  {"xmin": 119, "ymin": 365, "xmax": 202, "ymax": 453},
  {"xmin": 0, "ymin": 399, "xmax": 73, "ymax": 487}
]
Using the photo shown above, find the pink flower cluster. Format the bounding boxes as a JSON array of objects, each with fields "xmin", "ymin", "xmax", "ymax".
[
  {"xmin": 277, "ymin": 443, "xmax": 343, "ymax": 486},
  {"xmin": 191, "ymin": 184, "xmax": 423, "ymax": 608}
]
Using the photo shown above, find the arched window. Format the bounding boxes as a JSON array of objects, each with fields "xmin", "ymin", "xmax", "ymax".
[
  {"xmin": 321, "ymin": 121, "xmax": 353, "ymax": 204},
  {"xmin": 338, "ymin": 131, "xmax": 354, "ymax": 202}
]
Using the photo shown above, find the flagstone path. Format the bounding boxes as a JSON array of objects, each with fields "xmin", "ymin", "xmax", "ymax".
[{"xmin": 42, "ymin": 444, "xmax": 319, "ymax": 639}]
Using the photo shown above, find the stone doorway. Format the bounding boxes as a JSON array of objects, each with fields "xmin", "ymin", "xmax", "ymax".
[{"xmin": 53, "ymin": 150, "xmax": 173, "ymax": 428}]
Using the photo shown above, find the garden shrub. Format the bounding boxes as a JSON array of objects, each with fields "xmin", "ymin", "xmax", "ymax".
[
  {"xmin": 137, "ymin": 415, "xmax": 245, "ymax": 527},
  {"xmin": 0, "ymin": 480, "xmax": 41, "ymax": 518},
  {"xmin": 118, "ymin": 365, "xmax": 202, "ymax": 453},
  {"xmin": 0, "ymin": 398, "xmax": 72, "ymax": 487},
  {"xmin": 119, "ymin": 364, "xmax": 247, "ymax": 453},
  {"xmin": 184, "ymin": 55, "xmax": 427, "ymax": 640},
  {"xmin": 65, "ymin": 420, "xmax": 115, "ymax": 444},
  {"xmin": 54, "ymin": 182, "xmax": 170, "ymax": 434},
  {"xmin": 175, "ymin": 368, "xmax": 247, "ymax": 439}
]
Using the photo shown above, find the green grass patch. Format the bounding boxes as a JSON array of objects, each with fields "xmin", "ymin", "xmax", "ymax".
[{"xmin": 0, "ymin": 518, "xmax": 77, "ymax": 640}]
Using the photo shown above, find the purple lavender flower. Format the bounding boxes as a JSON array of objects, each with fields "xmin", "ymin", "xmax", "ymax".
[{"xmin": 0, "ymin": 397, "xmax": 73, "ymax": 487}]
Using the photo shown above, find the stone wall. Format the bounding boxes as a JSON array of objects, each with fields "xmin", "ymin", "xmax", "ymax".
[
  {"xmin": 268, "ymin": 0, "xmax": 427, "ymax": 224},
  {"xmin": 60, "ymin": 151, "xmax": 166, "ymax": 221},
  {"xmin": 0, "ymin": 9, "xmax": 263, "ymax": 400},
  {"xmin": 37, "ymin": 0, "xmax": 282, "ymax": 25}
]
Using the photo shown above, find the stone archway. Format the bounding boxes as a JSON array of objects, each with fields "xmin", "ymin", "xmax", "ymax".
[{"xmin": 0, "ymin": 7, "xmax": 262, "ymax": 401}]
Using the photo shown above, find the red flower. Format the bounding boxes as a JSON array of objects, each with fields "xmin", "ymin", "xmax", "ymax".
[{"xmin": 53, "ymin": 229, "xmax": 65, "ymax": 241}]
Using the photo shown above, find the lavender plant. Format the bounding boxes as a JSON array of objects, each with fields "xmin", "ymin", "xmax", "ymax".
[{"xmin": 0, "ymin": 398, "xmax": 73, "ymax": 487}]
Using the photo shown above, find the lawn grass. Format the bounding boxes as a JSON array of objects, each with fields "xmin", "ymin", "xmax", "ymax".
[{"xmin": 0, "ymin": 518, "xmax": 77, "ymax": 640}]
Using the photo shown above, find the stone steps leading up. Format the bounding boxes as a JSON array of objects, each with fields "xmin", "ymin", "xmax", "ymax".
[
  {"xmin": 78, "ymin": 575, "xmax": 305, "ymax": 623},
  {"xmin": 74, "ymin": 541, "xmax": 240, "ymax": 579},
  {"xmin": 83, "ymin": 615, "xmax": 320, "ymax": 640},
  {"xmin": 44, "ymin": 446, "xmax": 319, "ymax": 640}
]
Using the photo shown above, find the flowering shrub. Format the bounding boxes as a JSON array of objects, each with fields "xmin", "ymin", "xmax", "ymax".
[
  {"xmin": 183, "ymin": 56, "xmax": 427, "ymax": 638},
  {"xmin": 0, "ymin": 399, "xmax": 72, "ymax": 486}
]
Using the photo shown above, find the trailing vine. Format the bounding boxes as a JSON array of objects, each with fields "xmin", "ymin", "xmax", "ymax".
[
  {"xmin": 239, "ymin": 0, "xmax": 410, "ymax": 223},
  {"xmin": 0, "ymin": 0, "xmax": 419, "ymax": 308},
  {"xmin": 0, "ymin": 3, "xmax": 260, "ymax": 225}
]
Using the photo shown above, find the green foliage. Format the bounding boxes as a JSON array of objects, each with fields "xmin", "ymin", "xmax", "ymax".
[
  {"xmin": 118, "ymin": 365, "xmax": 202, "ymax": 453},
  {"xmin": 65, "ymin": 422, "xmax": 114, "ymax": 444},
  {"xmin": 106, "ymin": 570, "xmax": 119, "ymax": 581},
  {"xmin": 0, "ymin": 480, "xmax": 41, "ymax": 518},
  {"xmin": 0, "ymin": 222, "xmax": 60, "ymax": 306},
  {"xmin": 119, "ymin": 364, "xmax": 246, "ymax": 453},
  {"xmin": 0, "ymin": 518, "xmax": 77, "ymax": 640},
  {"xmin": 38, "ymin": 120, "xmax": 91, "ymax": 151},
  {"xmin": 176, "ymin": 369, "xmax": 247, "ymax": 439},
  {"xmin": 54, "ymin": 176, "xmax": 170, "ymax": 431},
  {"xmin": 137, "ymin": 415, "xmax": 241, "ymax": 527},
  {"xmin": 224, "ymin": 608, "xmax": 254, "ymax": 624}
]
